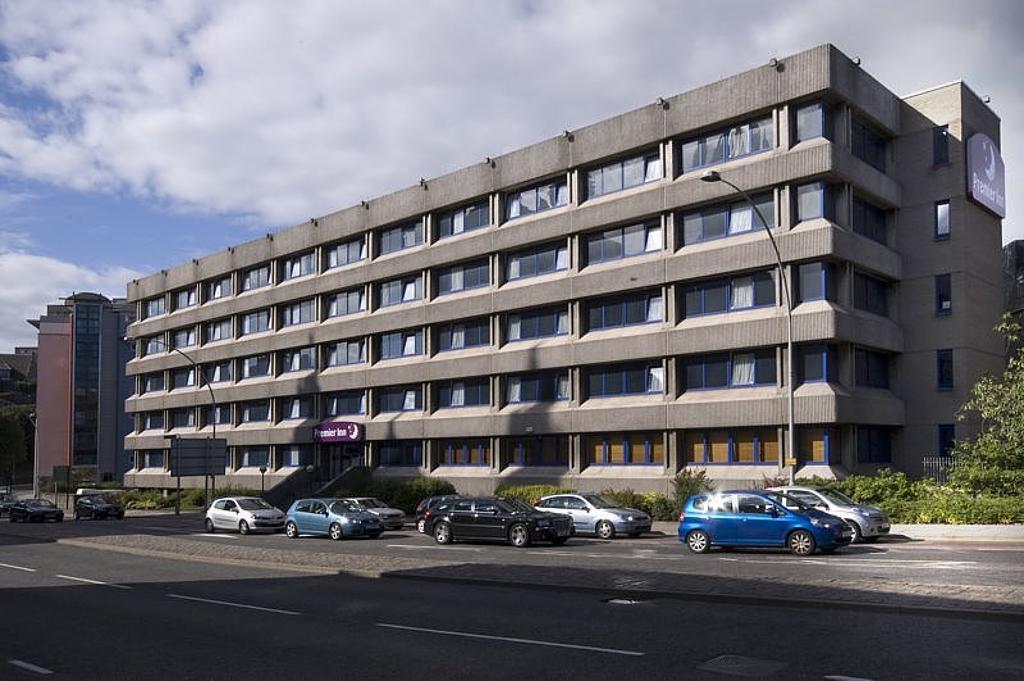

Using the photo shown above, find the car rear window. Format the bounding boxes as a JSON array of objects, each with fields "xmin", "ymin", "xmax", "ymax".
[{"xmin": 690, "ymin": 495, "xmax": 709, "ymax": 511}]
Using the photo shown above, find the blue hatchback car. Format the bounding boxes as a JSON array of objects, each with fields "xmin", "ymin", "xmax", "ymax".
[
  {"xmin": 678, "ymin": 490, "xmax": 852, "ymax": 555},
  {"xmin": 284, "ymin": 498, "xmax": 383, "ymax": 540}
]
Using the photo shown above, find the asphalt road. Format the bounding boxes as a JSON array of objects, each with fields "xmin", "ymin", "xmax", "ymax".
[{"xmin": 1, "ymin": 538, "xmax": 1022, "ymax": 681}]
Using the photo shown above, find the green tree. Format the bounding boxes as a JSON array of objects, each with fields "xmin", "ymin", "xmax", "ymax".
[
  {"xmin": 0, "ymin": 411, "xmax": 26, "ymax": 486},
  {"xmin": 949, "ymin": 314, "xmax": 1024, "ymax": 495}
]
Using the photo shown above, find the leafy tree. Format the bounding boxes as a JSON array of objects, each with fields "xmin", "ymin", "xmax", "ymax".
[{"xmin": 0, "ymin": 411, "xmax": 26, "ymax": 486}]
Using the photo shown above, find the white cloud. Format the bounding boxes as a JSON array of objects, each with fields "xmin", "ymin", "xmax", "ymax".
[{"xmin": 0, "ymin": 0, "xmax": 1021, "ymax": 241}]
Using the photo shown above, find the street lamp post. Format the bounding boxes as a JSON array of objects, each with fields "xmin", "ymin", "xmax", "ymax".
[
  {"xmin": 700, "ymin": 170, "xmax": 795, "ymax": 484},
  {"xmin": 28, "ymin": 412, "xmax": 39, "ymax": 498},
  {"xmin": 259, "ymin": 465, "xmax": 267, "ymax": 498}
]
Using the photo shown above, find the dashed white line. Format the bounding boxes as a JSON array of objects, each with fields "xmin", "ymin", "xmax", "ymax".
[
  {"xmin": 386, "ymin": 544, "xmax": 481, "ymax": 552},
  {"xmin": 193, "ymin": 533, "xmax": 239, "ymax": 540},
  {"xmin": 376, "ymin": 623, "xmax": 645, "ymax": 656},
  {"xmin": 55, "ymin": 574, "xmax": 132, "ymax": 590},
  {"xmin": 0, "ymin": 562, "xmax": 36, "ymax": 573},
  {"xmin": 8, "ymin": 659, "xmax": 53, "ymax": 675},
  {"xmin": 167, "ymin": 593, "xmax": 300, "ymax": 616}
]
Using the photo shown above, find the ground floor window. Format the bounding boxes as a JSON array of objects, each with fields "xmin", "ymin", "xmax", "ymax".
[
  {"xmin": 685, "ymin": 428, "xmax": 779, "ymax": 464},
  {"xmin": 857, "ymin": 427, "xmax": 892, "ymax": 463},
  {"xmin": 586, "ymin": 432, "xmax": 664, "ymax": 465},
  {"xmin": 280, "ymin": 444, "xmax": 312, "ymax": 468},
  {"xmin": 239, "ymin": 446, "xmax": 269, "ymax": 468},
  {"xmin": 505, "ymin": 436, "xmax": 569, "ymax": 467},
  {"xmin": 379, "ymin": 440, "xmax": 422, "ymax": 467},
  {"xmin": 438, "ymin": 439, "xmax": 490, "ymax": 466},
  {"xmin": 139, "ymin": 450, "xmax": 166, "ymax": 469},
  {"xmin": 800, "ymin": 426, "xmax": 835, "ymax": 464}
]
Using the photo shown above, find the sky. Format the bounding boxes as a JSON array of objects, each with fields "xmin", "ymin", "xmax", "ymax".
[{"xmin": 0, "ymin": 0, "xmax": 1022, "ymax": 351}]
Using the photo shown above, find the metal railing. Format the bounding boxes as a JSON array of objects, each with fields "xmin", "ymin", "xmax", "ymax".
[{"xmin": 922, "ymin": 456, "xmax": 956, "ymax": 484}]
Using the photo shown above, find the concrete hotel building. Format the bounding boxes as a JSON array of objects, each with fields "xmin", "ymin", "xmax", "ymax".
[{"xmin": 123, "ymin": 44, "xmax": 1004, "ymax": 494}]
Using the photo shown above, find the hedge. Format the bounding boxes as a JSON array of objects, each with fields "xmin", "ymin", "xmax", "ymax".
[{"xmin": 336, "ymin": 477, "xmax": 457, "ymax": 514}]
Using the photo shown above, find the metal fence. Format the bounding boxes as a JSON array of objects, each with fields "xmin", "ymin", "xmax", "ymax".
[{"xmin": 922, "ymin": 456, "xmax": 956, "ymax": 484}]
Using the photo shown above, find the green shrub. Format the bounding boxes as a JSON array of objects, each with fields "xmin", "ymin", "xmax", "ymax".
[
  {"xmin": 494, "ymin": 484, "xmax": 574, "ymax": 506},
  {"xmin": 599, "ymin": 489, "xmax": 679, "ymax": 521},
  {"xmin": 671, "ymin": 468, "xmax": 715, "ymax": 506},
  {"xmin": 886, "ymin": 492, "xmax": 1024, "ymax": 524},
  {"xmin": 341, "ymin": 478, "xmax": 457, "ymax": 513}
]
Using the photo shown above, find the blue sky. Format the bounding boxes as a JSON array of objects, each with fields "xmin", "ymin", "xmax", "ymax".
[{"xmin": 1, "ymin": 0, "xmax": 1022, "ymax": 350}]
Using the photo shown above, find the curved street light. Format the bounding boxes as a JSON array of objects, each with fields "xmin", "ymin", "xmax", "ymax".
[{"xmin": 700, "ymin": 170, "xmax": 795, "ymax": 483}]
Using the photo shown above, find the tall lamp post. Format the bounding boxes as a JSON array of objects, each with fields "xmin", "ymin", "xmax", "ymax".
[
  {"xmin": 700, "ymin": 170, "xmax": 795, "ymax": 483},
  {"xmin": 28, "ymin": 412, "xmax": 39, "ymax": 498}
]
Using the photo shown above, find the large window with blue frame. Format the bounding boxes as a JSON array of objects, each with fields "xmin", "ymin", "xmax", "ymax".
[
  {"xmin": 851, "ymin": 116, "xmax": 887, "ymax": 172},
  {"xmin": 853, "ymin": 271, "xmax": 889, "ymax": 317},
  {"xmin": 684, "ymin": 350, "xmax": 776, "ymax": 390},
  {"xmin": 795, "ymin": 181, "xmax": 834, "ymax": 222},
  {"xmin": 685, "ymin": 428, "xmax": 779, "ymax": 464},
  {"xmin": 682, "ymin": 271, "xmax": 774, "ymax": 318},
  {"xmin": 437, "ymin": 378, "xmax": 490, "ymax": 408},
  {"xmin": 506, "ymin": 372, "xmax": 569, "ymax": 403},
  {"xmin": 380, "ymin": 329, "xmax": 423, "ymax": 360},
  {"xmin": 587, "ymin": 291, "xmax": 663, "ymax": 331},
  {"xmin": 680, "ymin": 114, "xmax": 774, "ymax": 173},
  {"xmin": 507, "ymin": 307, "xmax": 569, "ymax": 341},
  {"xmin": 379, "ymin": 275, "xmax": 422, "ymax": 307},
  {"xmin": 323, "ymin": 390, "xmax": 366, "ymax": 416},
  {"xmin": 855, "ymin": 348, "xmax": 890, "ymax": 389},
  {"xmin": 794, "ymin": 102, "xmax": 828, "ymax": 142},
  {"xmin": 438, "ymin": 438, "xmax": 490, "ymax": 466},
  {"xmin": 326, "ymin": 288, "xmax": 365, "ymax": 318},
  {"xmin": 437, "ymin": 318, "xmax": 490, "ymax": 352},
  {"xmin": 438, "ymin": 201, "xmax": 489, "ymax": 239},
  {"xmin": 505, "ymin": 436, "xmax": 569, "ymax": 466},
  {"xmin": 798, "ymin": 344, "xmax": 837, "ymax": 384},
  {"xmin": 800, "ymin": 426, "xmax": 835, "ymax": 464},
  {"xmin": 857, "ymin": 427, "xmax": 891, "ymax": 463},
  {"xmin": 681, "ymin": 193, "xmax": 775, "ymax": 245},
  {"xmin": 586, "ymin": 363, "xmax": 663, "ymax": 398},
  {"xmin": 506, "ymin": 241, "xmax": 569, "ymax": 280},
  {"xmin": 379, "ymin": 440, "xmax": 422, "ymax": 466},
  {"xmin": 586, "ymin": 432, "xmax": 665, "ymax": 465},
  {"xmin": 852, "ymin": 196, "xmax": 887, "ymax": 245},
  {"xmin": 437, "ymin": 259, "xmax": 489, "ymax": 295},
  {"xmin": 326, "ymin": 237, "xmax": 366, "ymax": 269},
  {"xmin": 379, "ymin": 221, "xmax": 422, "ymax": 255},
  {"xmin": 585, "ymin": 222, "xmax": 662, "ymax": 264},
  {"xmin": 378, "ymin": 386, "xmax": 422, "ymax": 413},
  {"xmin": 586, "ymin": 151, "xmax": 661, "ymax": 199},
  {"xmin": 795, "ymin": 262, "xmax": 835, "ymax": 303},
  {"xmin": 506, "ymin": 178, "xmax": 569, "ymax": 220}
]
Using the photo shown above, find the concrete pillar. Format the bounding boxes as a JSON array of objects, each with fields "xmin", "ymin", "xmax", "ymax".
[
  {"xmin": 569, "ymin": 300, "xmax": 582, "ymax": 340},
  {"xmin": 663, "ymin": 213, "xmax": 676, "ymax": 252},
  {"xmin": 569, "ymin": 170, "xmax": 581, "ymax": 207},
  {"xmin": 777, "ymin": 104, "xmax": 791, "ymax": 152},
  {"xmin": 662, "ymin": 140, "xmax": 675, "ymax": 181}
]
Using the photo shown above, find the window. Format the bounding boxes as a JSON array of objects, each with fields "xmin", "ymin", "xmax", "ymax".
[
  {"xmin": 206, "ymin": 276, "xmax": 232, "ymax": 301},
  {"xmin": 439, "ymin": 439, "xmax": 490, "ymax": 466},
  {"xmin": 379, "ymin": 440, "xmax": 422, "ymax": 466},
  {"xmin": 379, "ymin": 387, "xmax": 422, "ymax": 412},
  {"xmin": 437, "ymin": 259, "xmax": 489, "ymax": 295},
  {"xmin": 326, "ymin": 238, "xmax": 367, "ymax": 269},
  {"xmin": 170, "ymin": 367, "xmax": 195, "ymax": 390},
  {"xmin": 172, "ymin": 327, "xmax": 197, "ymax": 349},
  {"xmin": 282, "ymin": 252, "xmax": 315, "ymax": 280},
  {"xmin": 174, "ymin": 288, "xmax": 197, "ymax": 311},
  {"xmin": 935, "ymin": 201, "xmax": 951, "ymax": 239},
  {"xmin": 143, "ymin": 411, "xmax": 164, "ymax": 430},
  {"xmin": 240, "ymin": 400, "xmax": 270, "ymax": 423},
  {"xmin": 437, "ymin": 318, "xmax": 490, "ymax": 352},
  {"xmin": 379, "ymin": 329, "xmax": 423, "ymax": 360},
  {"xmin": 685, "ymin": 428, "xmax": 779, "ymax": 464},
  {"xmin": 681, "ymin": 194, "xmax": 774, "ymax": 245},
  {"xmin": 144, "ymin": 337, "xmax": 163, "ymax": 356},
  {"xmin": 324, "ymin": 391, "xmax": 366, "ymax": 416},
  {"xmin": 240, "ymin": 309, "xmax": 272, "ymax": 335},
  {"xmin": 585, "ymin": 222, "xmax": 661, "ymax": 265},
  {"xmin": 935, "ymin": 274, "xmax": 952, "ymax": 315},
  {"xmin": 439, "ymin": 201, "xmax": 489, "ymax": 238},
  {"xmin": 282, "ymin": 346, "xmax": 317, "ymax": 372},
  {"xmin": 684, "ymin": 350, "xmax": 776, "ymax": 390},
  {"xmin": 281, "ymin": 299, "xmax": 316, "ymax": 327},
  {"xmin": 204, "ymin": 318, "xmax": 232, "ymax": 343},
  {"xmin": 326, "ymin": 288, "xmax": 365, "ymax": 318},
  {"xmin": 799, "ymin": 344, "xmax": 837, "ymax": 384},
  {"xmin": 281, "ymin": 445, "xmax": 312, "ymax": 468},
  {"xmin": 282, "ymin": 397, "xmax": 312, "ymax": 420},
  {"xmin": 937, "ymin": 349, "xmax": 953, "ymax": 390},
  {"xmin": 851, "ymin": 116, "xmax": 887, "ymax": 172},
  {"xmin": 506, "ymin": 436, "xmax": 569, "ymax": 466},
  {"xmin": 240, "ymin": 446, "xmax": 269, "ymax": 468},
  {"xmin": 587, "ymin": 291, "xmax": 662, "ymax": 331},
  {"xmin": 587, "ymin": 432, "xmax": 665, "ymax": 465},
  {"xmin": 795, "ymin": 262, "xmax": 834, "ymax": 303},
  {"xmin": 507, "ymin": 307, "xmax": 569, "ymax": 341},
  {"xmin": 857, "ymin": 427, "xmax": 891, "ymax": 463},
  {"xmin": 852, "ymin": 196, "xmax": 887, "ymax": 244},
  {"xmin": 855, "ymin": 348, "xmax": 890, "ymax": 389},
  {"xmin": 853, "ymin": 272, "xmax": 889, "ymax": 317},
  {"xmin": 506, "ymin": 241, "xmax": 569, "ymax": 280},
  {"xmin": 143, "ymin": 373, "xmax": 164, "ymax": 393},
  {"xmin": 938, "ymin": 424, "xmax": 956, "ymax": 456},
  {"xmin": 681, "ymin": 115, "xmax": 773, "ymax": 172},
  {"xmin": 796, "ymin": 182, "xmax": 831, "ymax": 222},
  {"xmin": 795, "ymin": 102, "xmax": 825, "ymax": 142},
  {"xmin": 205, "ymin": 361, "xmax": 232, "ymax": 384},
  {"xmin": 506, "ymin": 372, "xmax": 570, "ymax": 403},
  {"xmin": 506, "ymin": 178, "xmax": 569, "ymax": 219},
  {"xmin": 682, "ymin": 271, "xmax": 774, "ymax": 317},
  {"xmin": 586, "ymin": 151, "xmax": 661, "ymax": 198},
  {"xmin": 240, "ymin": 354, "xmax": 270, "ymax": 379},
  {"xmin": 203, "ymin": 404, "xmax": 230, "ymax": 426},
  {"xmin": 438, "ymin": 379, "xmax": 490, "ymax": 408},
  {"xmin": 379, "ymin": 221, "xmax": 422, "ymax": 255},
  {"xmin": 170, "ymin": 408, "xmax": 195, "ymax": 429},
  {"xmin": 588, "ymin": 363, "xmax": 663, "ymax": 397},
  {"xmin": 379, "ymin": 275, "xmax": 423, "ymax": 307},
  {"xmin": 145, "ymin": 297, "xmax": 165, "ymax": 318},
  {"xmin": 142, "ymin": 451, "xmax": 165, "ymax": 469},
  {"xmin": 933, "ymin": 125, "xmax": 950, "ymax": 166},
  {"xmin": 241, "ymin": 264, "xmax": 271, "ymax": 292},
  {"xmin": 799, "ymin": 426, "xmax": 833, "ymax": 464},
  {"xmin": 325, "ymin": 339, "xmax": 365, "ymax": 367}
]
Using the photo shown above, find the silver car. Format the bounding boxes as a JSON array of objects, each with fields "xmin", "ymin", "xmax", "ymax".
[
  {"xmin": 205, "ymin": 497, "xmax": 286, "ymax": 534},
  {"xmin": 535, "ymin": 493, "xmax": 651, "ymax": 539},
  {"xmin": 769, "ymin": 486, "xmax": 890, "ymax": 543},
  {"xmin": 338, "ymin": 497, "xmax": 405, "ymax": 530}
]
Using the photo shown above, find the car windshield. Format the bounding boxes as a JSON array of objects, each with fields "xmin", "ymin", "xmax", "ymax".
[
  {"xmin": 498, "ymin": 498, "xmax": 535, "ymax": 514},
  {"xmin": 331, "ymin": 500, "xmax": 360, "ymax": 514},
  {"xmin": 765, "ymin": 491, "xmax": 812, "ymax": 511},
  {"xmin": 30, "ymin": 499, "xmax": 55, "ymax": 507},
  {"xmin": 237, "ymin": 499, "xmax": 274, "ymax": 511},
  {"xmin": 359, "ymin": 498, "xmax": 387, "ymax": 508},
  {"xmin": 818, "ymin": 489, "xmax": 857, "ymax": 506},
  {"xmin": 580, "ymin": 494, "xmax": 619, "ymax": 509}
]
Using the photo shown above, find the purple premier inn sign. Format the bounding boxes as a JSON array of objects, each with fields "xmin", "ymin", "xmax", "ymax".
[
  {"xmin": 314, "ymin": 421, "xmax": 363, "ymax": 443},
  {"xmin": 967, "ymin": 132, "xmax": 1006, "ymax": 218}
]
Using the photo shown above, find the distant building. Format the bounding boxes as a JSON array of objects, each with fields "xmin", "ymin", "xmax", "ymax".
[
  {"xmin": 0, "ymin": 347, "xmax": 36, "ymax": 392},
  {"xmin": 29, "ymin": 293, "xmax": 135, "ymax": 484}
]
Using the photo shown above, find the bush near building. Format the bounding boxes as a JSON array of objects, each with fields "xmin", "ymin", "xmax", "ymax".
[{"xmin": 337, "ymin": 477, "xmax": 457, "ymax": 514}]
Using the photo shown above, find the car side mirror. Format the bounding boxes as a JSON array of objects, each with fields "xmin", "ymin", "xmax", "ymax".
[
  {"xmin": 769, "ymin": 506, "xmax": 782, "ymax": 516},
  {"xmin": 814, "ymin": 503, "xmax": 827, "ymax": 510}
]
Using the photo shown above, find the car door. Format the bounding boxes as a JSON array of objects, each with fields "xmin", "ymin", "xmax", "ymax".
[
  {"xmin": 209, "ymin": 500, "xmax": 227, "ymax": 528},
  {"xmin": 706, "ymin": 494, "xmax": 741, "ymax": 543},
  {"xmin": 473, "ymin": 500, "xmax": 505, "ymax": 539},
  {"xmin": 448, "ymin": 500, "xmax": 476, "ymax": 537},
  {"xmin": 736, "ymin": 494, "xmax": 787, "ymax": 545},
  {"xmin": 308, "ymin": 501, "xmax": 329, "ymax": 534},
  {"xmin": 292, "ymin": 501, "xmax": 313, "ymax": 532},
  {"xmin": 220, "ymin": 499, "xmax": 240, "ymax": 529},
  {"xmin": 563, "ymin": 496, "xmax": 591, "ymax": 532}
]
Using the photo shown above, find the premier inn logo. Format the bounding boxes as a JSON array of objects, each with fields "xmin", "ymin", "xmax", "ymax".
[{"xmin": 967, "ymin": 133, "xmax": 1006, "ymax": 218}]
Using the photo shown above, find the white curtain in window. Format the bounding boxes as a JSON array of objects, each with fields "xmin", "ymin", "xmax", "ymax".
[
  {"xmin": 508, "ymin": 258, "xmax": 520, "ymax": 279},
  {"xmin": 450, "ymin": 268, "xmax": 464, "ymax": 291},
  {"xmin": 731, "ymin": 277, "xmax": 754, "ymax": 308},
  {"xmin": 648, "ymin": 367, "xmax": 664, "ymax": 392},
  {"xmin": 403, "ymin": 280, "xmax": 418, "ymax": 302},
  {"xmin": 453, "ymin": 211, "xmax": 465, "ymax": 234},
  {"xmin": 403, "ymin": 334, "xmax": 418, "ymax": 356},
  {"xmin": 508, "ymin": 317, "xmax": 521, "ymax": 341},
  {"xmin": 555, "ymin": 247, "xmax": 569, "ymax": 270},
  {"xmin": 647, "ymin": 295, "xmax": 664, "ymax": 322},
  {"xmin": 452, "ymin": 382, "xmax": 465, "ymax": 407},
  {"xmin": 508, "ymin": 378, "xmax": 522, "ymax": 402},
  {"xmin": 356, "ymin": 291, "xmax": 366, "ymax": 310},
  {"xmin": 728, "ymin": 125, "xmax": 750, "ymax": 157},
  {"xmin": 288, "ymin": 400, "xmax": 300, "ymax": 418},
  {"xmin": 645, "ymin": 157, "xmax": 662, "ymax": 182},
  {"xmin": 403, "ymin": 390, "xmax": 417, "ymax": 410},
  {"xmin": 328, "ymin": 298, "xmax": 339, "ymax": 317},
  {"xmin": 357, "ymin": 394, "xmax": 367, "ymax": 414},
  {"xmin": 732, "ymin": 353, "xmax": 755, "ymax": 385},
  {"xmin": 452, "ymin": 325, "xmax": 465, "ymax": 348},
  {"xmin": 508, "ymin": 196, "xmax": 522, "ymax": 219},
  {"xmin": 556, "ymin": 374, "xmax": 570, "ymax": 400},
  {"xmin": 556, "ymin": 311, "xmax": 569, "ymax": 335},
  {"xmin": 730, "ymin": 204, "xmax": 753, "ymax": 233},
  {"xmin": 555, "ymin": 184, "xmax": 569, "ymax": 206},
  {"xmin": 645, "ymin": 225, "xmax": 663, "ymax": 251}
]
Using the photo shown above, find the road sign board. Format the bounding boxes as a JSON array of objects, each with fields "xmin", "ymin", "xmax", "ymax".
[{"xmin": 169, "ymin": 438, "xmax": 227, "ymax": 477}]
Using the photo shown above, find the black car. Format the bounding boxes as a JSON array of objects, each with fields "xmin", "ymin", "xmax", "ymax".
[
  {"xmin": 9, "ymin": 498, "xmax": 64, "ymax": 523},
  {"xmin": 0, "ymin": 493, "xmax": 19, "ymax": 517},
  {"xmin": 74, "ymin": 494, "xmax": 125, "ymax": 520},
  {"xmin": 430, "ymin": 496, "xmax": 573, "ymax": 548},
  {"xmin": 415, "ymin": 494, "xmax": 462, "ymax": 534}
]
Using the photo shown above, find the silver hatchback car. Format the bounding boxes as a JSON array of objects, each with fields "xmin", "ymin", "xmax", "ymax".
[
  {"xmin": 535, "ymin": 493, "xmax": 651, "ymax": 539},
  {"xmin": 769, "ymin": 486, "xmax": 890, "ymax": 543},
  {"xmin": 337, "ymin": 497, "xmax": 405, "ymax": 530}
]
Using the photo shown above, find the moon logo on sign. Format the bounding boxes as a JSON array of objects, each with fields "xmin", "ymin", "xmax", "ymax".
[{"xmin": 984, "ymin": 140, "xmax": 997, "ymax": 182}]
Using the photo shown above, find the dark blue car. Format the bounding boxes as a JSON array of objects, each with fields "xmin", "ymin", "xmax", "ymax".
[{"xmin": 678, "ymin": 490, "xmax": 852, "ymax": 555}]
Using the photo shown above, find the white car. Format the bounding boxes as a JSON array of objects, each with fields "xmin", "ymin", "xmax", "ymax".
[
  {"xmin": 768, "ymin": 486, "xmax": 890, "ymax": 542},
  {"xmin": 205, "ymin": 497, "xmax": 285, "ymax": 534}
]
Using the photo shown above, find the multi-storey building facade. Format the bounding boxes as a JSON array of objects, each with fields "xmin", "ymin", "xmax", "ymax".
[{"xmin": 123, "ymin": 44, "xmax": 1004, "ymax": 494}]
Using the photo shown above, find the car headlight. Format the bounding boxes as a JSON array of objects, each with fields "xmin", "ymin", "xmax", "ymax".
[
  {"xmin": 810, "ymin": 518, "xmax": 827, "ymax": 528},
  {"xmin": 855, "ymin": 508, "xmax": 872, "ymax": 517}
]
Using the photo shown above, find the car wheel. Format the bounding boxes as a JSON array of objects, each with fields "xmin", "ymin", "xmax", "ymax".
[
  {"xmin": 416, "ymin": 518, "xmax": 426, "ymax": 534},
  {"xmin": 205, "ymin": 518, "xmax": 215, "ymax": 533},
  {"xmin": 285, "ymin": 521, "xmax": 299, "ymax": 538},
  {"xmin": 434, "ymin": 521, "xmax": 453, "ymax": 545},
  {"xmin": 74, "ymin": 510, "xmax": 81, "ymax": 520},
  {"xmin": 788, "ymin": 530, "xmax": 816, "ymax": 556},
  {"xmin": 595, "ymin": 520, "xmax": 616, "ymax": 540},
  {"xmin": 846, "ymin": 520, "xmax": 863, "ymax": 543},
  {"xmin": 685, "ymin": 529, "xmax": 711, "ymax": 554},
  {"xmin": 508, "ymin": 523, "xmax": 532, "ymax": 548},
  {"xmin": 329, "ymin": 523, "xmax": 344, "ymax": 541},
  {"xmin": 239, "ymin": 520, "xmax": 250, "ymax": 536}
]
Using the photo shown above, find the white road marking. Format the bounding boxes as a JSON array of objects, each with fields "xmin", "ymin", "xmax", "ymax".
[
  {"xmin": 0, "ymin": 562, "xmax": 36, "ymax": 573},
  {"xmin": 386, "ymin": 544, "xmax": 481, "ymax": 552},
  {"xmin": 825, "ymin": 675, "xmax": 876, "ymax": 680},
  {"xmin": 376, "ymin": 622, "xmax": 645, "ymax": 656},
  {"xmin": 8, "ymin": 659, "xmax": 53, "ymax": 675},
  {"xmin": 167, "ymin": 593, "xmax": 300, "ymax": 616},
  {"xmin": 55, "ymin": 574, "xmax": 132, "ymax": 590},
  {"xmin": 193, "ymin": 533, "xmax": 239, "ymax": 540}
]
